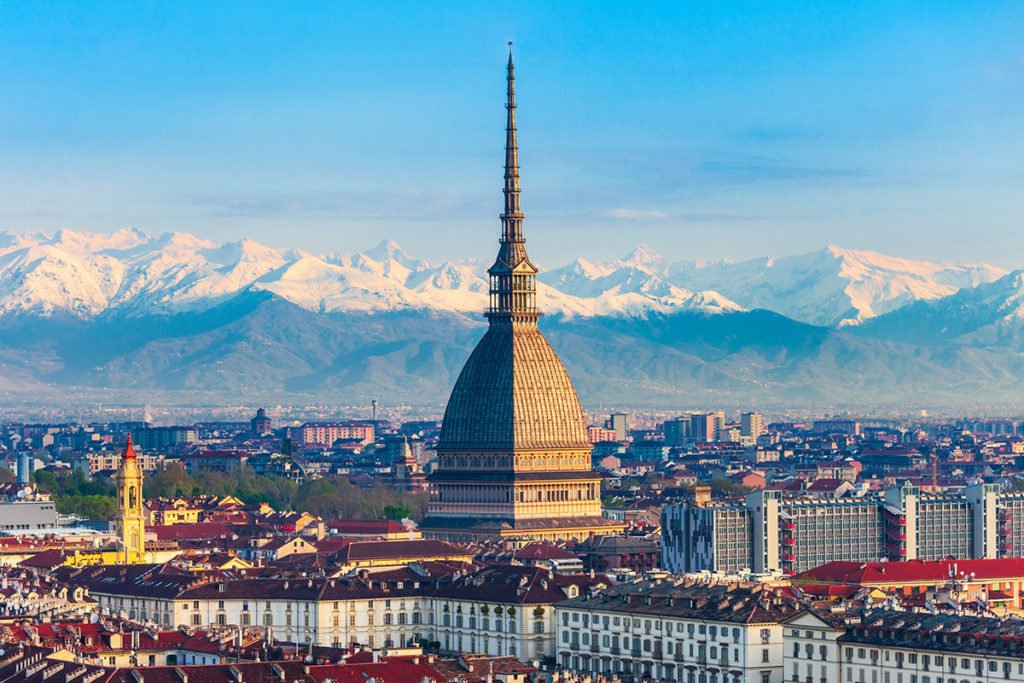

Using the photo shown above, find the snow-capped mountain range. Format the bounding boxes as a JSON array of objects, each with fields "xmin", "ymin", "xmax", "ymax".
[
  {"xmin": 0, "ymin": 228, "xmax": 1010, "ymax": 326},
  {"xmin": 1, "ymin": 228, "xmax": 1023, "ymax": 406}
]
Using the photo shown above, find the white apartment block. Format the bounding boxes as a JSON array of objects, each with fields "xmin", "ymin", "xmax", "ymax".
[
  {"xmin": 555, "ymin": 579, "xmax": 799, "ymax": 683},
  {"xmin": 784, "ymin": 608, "xmax": 1024, "ymax": 683}
]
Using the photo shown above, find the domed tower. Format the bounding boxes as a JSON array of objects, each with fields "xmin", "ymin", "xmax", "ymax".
[{"xmin": 420, "ymin": 47, "xmax": 624, "ymax": 543}]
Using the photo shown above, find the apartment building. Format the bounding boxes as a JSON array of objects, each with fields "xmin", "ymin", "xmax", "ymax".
[
  {"xmin": 663, "ymin": 484, "xmax": 1024, "ymax": 575},
  {"xmin": 75, "ymin": 452, "xmax": 161, "ymax": 476},
  {"xmin": 555, "ymin": 578, "xmax": 799, "ymax": 683},
  {"xmin": 428, "ymin": 565, "xmax": 604, "ymax": 662},
  {"xmin": 784, "ymin": 609, "xmax": 1024, "ymax": 683},
  {"xmin": 62, "ymin": 562, "xmax": 601, "ymax": 659},
  {"xmin": 299, "ymin": 422, "xmax": 375, "ymax": 447}
]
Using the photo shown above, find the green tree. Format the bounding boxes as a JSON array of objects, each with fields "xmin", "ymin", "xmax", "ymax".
[{"xmin": 144, "ymin": 466, "xmax": 198, "ymax": 499}]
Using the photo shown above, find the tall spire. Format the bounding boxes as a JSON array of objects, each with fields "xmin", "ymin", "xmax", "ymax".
[
  {"xmin": 488, "ymin": 43, "xmax": 539, "ymax": 324},
  {"xmin": 502, "ymin": 41, "xmax": 521, "ymax": 233}
]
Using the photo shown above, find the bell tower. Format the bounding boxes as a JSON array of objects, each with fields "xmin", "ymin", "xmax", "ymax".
[{"xmin": 113, "ymin": 435, "xmax": 146, "ymax": 563}]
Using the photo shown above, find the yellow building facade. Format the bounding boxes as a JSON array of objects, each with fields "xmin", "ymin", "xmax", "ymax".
[{"xmin": 112, "ymin": 435, "xmax": 147, "ymax": 564}]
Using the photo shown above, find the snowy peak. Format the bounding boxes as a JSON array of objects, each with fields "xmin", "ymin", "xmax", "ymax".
[
  {"xmin": 541, "ymin": 249, "xmax": 745, "ymax": 317},
  {"xmin": 0, "ymin": 230, "xmax": 1012, "ymax": 325},
  {"xmin": 618, "ymin": 244, "xmax": 666, "ymax": 273},
  {"xmin": 679, "ymin": 245, "xmax": 1007, "ymax": 326}
]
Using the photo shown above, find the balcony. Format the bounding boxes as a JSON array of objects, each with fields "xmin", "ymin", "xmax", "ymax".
[
  {"xmin": 782, "ymin": 538, "xmax": 795, "ymax": 546},
  {"xmin": 781, "ymin": 522, "xmax": 795, "ymax": 531}
]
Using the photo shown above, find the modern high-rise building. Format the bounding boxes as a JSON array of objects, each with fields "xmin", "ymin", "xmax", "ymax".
[
  {"xmin": 690, "ymin": 412, "xmax": 725, "ymax": 443},
  {"xmin": 740, "ymin": 412, "xmax": 765, "ymax": 438},
  {"xmin": 606, "ymin": 413, "xmax": 629, "ymax": 441},
  {"xmin": 662, "ymin": 484, "xmax": 1024, "ymax": 575},
  {"xmin": 420, "ymin": 50, "xmax": 623, "ymax": 544},
  {"xmin": 131, "ymin": 426, "xmax": 198, "ymax": 450},
  {"xmin": 811, "ymin": 419, "xmax": 860, "ymax": 435},
  {"xmin": 662, "ymin": 417, "xmax": 692, "ymax": 446}
]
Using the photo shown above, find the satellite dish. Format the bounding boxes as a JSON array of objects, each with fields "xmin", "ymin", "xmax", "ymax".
[
  {"xmin": 89, "ymin": 614, "xmax": 100, "ymax": 624},
  {"xmin": 16, "ymin": 489, "xmax": 26, "ymax": 499}
]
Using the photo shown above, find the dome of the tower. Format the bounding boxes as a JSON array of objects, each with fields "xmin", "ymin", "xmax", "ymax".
[{"xmin": 438, "ymin": 324, "xmax": 591, "ymax": 451}]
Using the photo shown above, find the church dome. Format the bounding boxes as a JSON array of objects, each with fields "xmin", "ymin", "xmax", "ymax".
[{"xmin": 438, "ymin": 324, "xmax": 591, "ymax": 451}]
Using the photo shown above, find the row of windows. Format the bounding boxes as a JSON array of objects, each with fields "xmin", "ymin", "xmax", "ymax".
[
  {"xmin": 841, "ymin": 648, "xmax": 1022, "ymax": 675},
  {"xmin": 562, "ymin": 611, "xmax": 747, "ymax": 640}
]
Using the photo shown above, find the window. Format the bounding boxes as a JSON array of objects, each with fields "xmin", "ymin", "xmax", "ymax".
[{"xmin": 762, "ymin": 649, "xmax": 769, "ymax": 663}]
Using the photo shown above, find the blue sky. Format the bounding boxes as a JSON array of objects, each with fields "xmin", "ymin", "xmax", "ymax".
[{"xmin": 1, "ymin": 2, "xmax": 1022, "ymax": 267}]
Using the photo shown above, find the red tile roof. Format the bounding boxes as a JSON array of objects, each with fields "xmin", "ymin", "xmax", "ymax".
[
  {"xmin": 514, "ymin": 542, "xmax": 580, "ymax": 561},
  {"xmin": 151, "ymin": 523, "xmax": 236, "ymax": 541},
  {"xmin": 807, "ymin": 478, "xmax": 849, "ymax": 491},
  {"xmin": 325, "ymin": 520, "xmax": 408, "ymax": 535},
  {"xmin": 336, "ymin": 539, "xmax": 470, "ymax": 562},
  {"xmin": 795, "ymin": 558, "xmax": 1024, "ymax": 585}
]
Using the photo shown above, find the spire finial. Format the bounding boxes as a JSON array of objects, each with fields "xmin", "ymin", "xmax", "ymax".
[
  {"xmin": 123, "ymin": 434, "xmax": 137, "ymax": 460},
  {"xmin": 487, "ymin": 45, "xmax": 539, "ymax": 324},
  {"xmin": 502, "ymin": 41, "xmax": 520, "ymax": 237}
]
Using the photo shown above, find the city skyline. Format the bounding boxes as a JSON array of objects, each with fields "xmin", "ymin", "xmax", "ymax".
[
  {"xmin": 4, "ymin": 5, "xmax": 1024, "ymax": 678},
  {"xmin": 2, "ymin": 2, "xmax": 1023, "ymax": 267}
]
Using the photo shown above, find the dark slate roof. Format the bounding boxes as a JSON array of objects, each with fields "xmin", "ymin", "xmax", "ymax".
[
  {"xmin": 430, "ymin": 565, "xmax": 605, "ymax": 605},
  {"xmin": 837, "ymin": 609, "xmax": 1024, "ymax": 659},
  {"xmin": 558, "ymin": 578, "xmax": 800, "ymax": 624}
]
